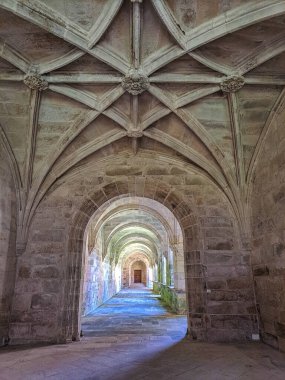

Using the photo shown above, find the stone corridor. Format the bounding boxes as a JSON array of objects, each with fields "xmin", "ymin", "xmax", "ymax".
[
  {"xmin": 1, "ymin": 288, "xmax": 285, "ymax": 380},
  {"xmin": 81, "ymin": 286, "xmax": 187, "ymax": 343}
]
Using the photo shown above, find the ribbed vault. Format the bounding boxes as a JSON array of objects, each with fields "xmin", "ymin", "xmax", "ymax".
[
  {"xmin": 2, "ymin": 0, "xmax": 277, "ymax": 347},
  {"xmin": 0, "ymin": 0, "xmax": 284, "ymax": 250}
]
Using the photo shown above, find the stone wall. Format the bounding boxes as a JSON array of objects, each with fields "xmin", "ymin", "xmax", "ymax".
[
  {"xmin": 186, "ymin": 198, "xmax": 258, "ymax": 342},
  {"xmin": 8, "ymin": 168, "xmax": 258, "ymax": 344},
  {"xmin": 82, "ymin": 230, "xmax": 118, "ymax": 316},
  {"xmin": 9, "ymin": 195, "xmax": 70, "ymax": 345},
  {"xmin": 0, "ymin": 151, "xmax": 17, "ymax": 346},
  {"xmin": 251, "ymin": 107, "xmax": 285, "ymax": 351},
  {"xmin": 81, "ymin": 247, "xmax": 105, "ymax": 315}
]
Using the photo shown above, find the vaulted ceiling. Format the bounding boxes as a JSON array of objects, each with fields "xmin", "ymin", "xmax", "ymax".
[
  {"xmin": 1, "ymin": 0, "xmax": 285, "ymax": 242},
  {"xmin": 88, "ymin": 196, "xmax": 182, "ymax": 266}
]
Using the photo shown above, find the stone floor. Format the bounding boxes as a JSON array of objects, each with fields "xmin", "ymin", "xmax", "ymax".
[{"xmin": 1, "ymin": 286, "xmax": 285, "ymax": 380}]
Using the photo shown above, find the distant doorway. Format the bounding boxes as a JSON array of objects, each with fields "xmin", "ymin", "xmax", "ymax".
[{"xmin": 134, "ymin": 270, "xmax": 142, "ymax": 283}]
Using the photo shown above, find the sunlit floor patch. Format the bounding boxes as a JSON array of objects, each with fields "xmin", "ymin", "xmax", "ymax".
[{"xmin": 81, "ymin": 286, "xmax": 187, "ymax": 343}]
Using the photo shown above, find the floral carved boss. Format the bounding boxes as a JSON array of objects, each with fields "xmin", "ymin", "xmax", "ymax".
[
  {"xmin": 121, "ymin": 68, "xmax": 149, "ymax": 95},
  {"xmin": 220, "ymin": 75, "xmax": 245, "ymax": 93}
]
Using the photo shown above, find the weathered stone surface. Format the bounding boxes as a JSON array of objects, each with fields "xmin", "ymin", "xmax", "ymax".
[
  {"xmin": 206, "ymin": 239, "xmax": 234, "ymax": 250},
  {"xmin": 253, "ymin": 265, "xmax": 269, "ymax": 276},
  {"xmin": 0, "ymin": 150, "xmax": 17, "ymax": 344},
  {"xmin": 18, "ymin": 266, "xmax": 31, "ymax": 278},
  {"xmin": 208, "ymin": 291, "xmax": 238, "ymax": 302},
  {"xmin": 207, "ymin": 280, "xmax": 226, "ymax": 290},
  {"xmin": 220, "ymin": 75, "xmax": 245, "ymax": 93},
  {"xmin": 33, "ymin": 266, "xmax": 59, "ymax": 279},
  {"xmin": 121, "ymin": 69, "xmax": 149, "ymax": 95},
  {"xmin": 251, "ymin": 105, "xmax": 285, "ymax": 352},
  {"xmin": 31, "ymin": 294, "xmax": 57, "ymax": 310},
  {"xmin": 227, "ymin": 277, "xmax": 251, "ymax": 289},
  {"xmin": 23, "ymin": 73, "xmax": 48, "ymax": 91},
  {"xmin": 1, "ymin": 0, "xmax": 283, "ymax": 349}
]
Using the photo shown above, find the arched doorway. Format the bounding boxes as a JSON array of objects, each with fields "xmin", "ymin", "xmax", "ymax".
[
  {"xmin": 131, "ymin": 260, "xmax": 146, "ymax": 285},
  {"xmin": 80, "ymin": 196, "xmax": 187, "ymax": 331},
  {"xmin": 123, "ymin": 254, "xmax": 150, "ymax": 287}
]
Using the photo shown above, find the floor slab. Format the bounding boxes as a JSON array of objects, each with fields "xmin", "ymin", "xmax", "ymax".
[{"xmin": 1, "ymin": 287, "xmax": 285, "ymax": 379}]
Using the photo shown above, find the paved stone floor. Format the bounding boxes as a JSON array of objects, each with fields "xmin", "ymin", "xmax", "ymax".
[{"xmin": 1, "ymin": 286, "xmax": 285, "ymax": 379}]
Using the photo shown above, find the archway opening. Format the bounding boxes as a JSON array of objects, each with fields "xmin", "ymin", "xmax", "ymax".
[
  {"xmin": 131, "ymin": 260, "xmax": 146, "ymax": 285},
  {"xmin": 79, "ymin": 196, "xmax": 187, "ymax": 335}
]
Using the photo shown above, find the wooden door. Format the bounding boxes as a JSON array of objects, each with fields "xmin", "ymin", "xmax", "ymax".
[{"xmin": 134, "ymin": 270, "xmax": 142, "ymax": 283}]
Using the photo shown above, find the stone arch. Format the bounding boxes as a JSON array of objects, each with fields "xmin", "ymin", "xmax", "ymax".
[
  {"xmin": 111, "ymin": 235, "xmax": 158, "ymax": 259},
  {"xmin": 130, "ymin": 258, "xmax": 148, "ymax": 286},
  {"xmin": 0, "ymin": 148, "xmax": 17, "ymax": 345},
  {"xmin": 65, "ymin": 180, "xmax": 200, "ymax": 342},
  {"xmin": 10, "ymin": 167, "xmax": 257, "ymax": 345},
  {"xmin": 92, "ymin": 204, "xmax": 178, "ymax": 243},
  {"xmin": 120, "ymin": 249, "xmax": 154, "ymax": 288},
  {"xmin": 119, "ymin": 245, "xmax": 154, "ymax": 264},
  {"xmin": 249, "ymin": 103, "xmax": 285, "ymax": 350},
  {"xmin": 105, "ymin": 222, "xmax": 166, "ymax": 252},
  {"xmin": 0, "ymin": 125, "xmax": 22, "ymax": 216}
]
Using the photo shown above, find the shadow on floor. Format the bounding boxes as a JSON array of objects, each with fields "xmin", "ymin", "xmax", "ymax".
[
  {"xmin": 79, "ymin": 338, "xmax": 285, "ymax": 380},
  {"xmin": 1, "ymin": 288, "xmax": 285, "ymax": 379}
]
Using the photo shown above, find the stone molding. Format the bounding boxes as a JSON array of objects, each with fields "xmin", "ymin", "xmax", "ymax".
[
  {"xmin": 127, "ymin": 130, "xmax": 143, "ymax": 138},
  {"xmin": 122, "ymin": 68, "xmax": 149, "ymax": 95},
  {"xmin": 24, "ymin": 73, "xmax": 48, "ymax": 91},
  {"xmin": 16, "ymin": 241, "xmax": 27, "ymax": 256},
  {"xmin": 220, "ymin": 75, "xmax": 245, "ymax": 93}
]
